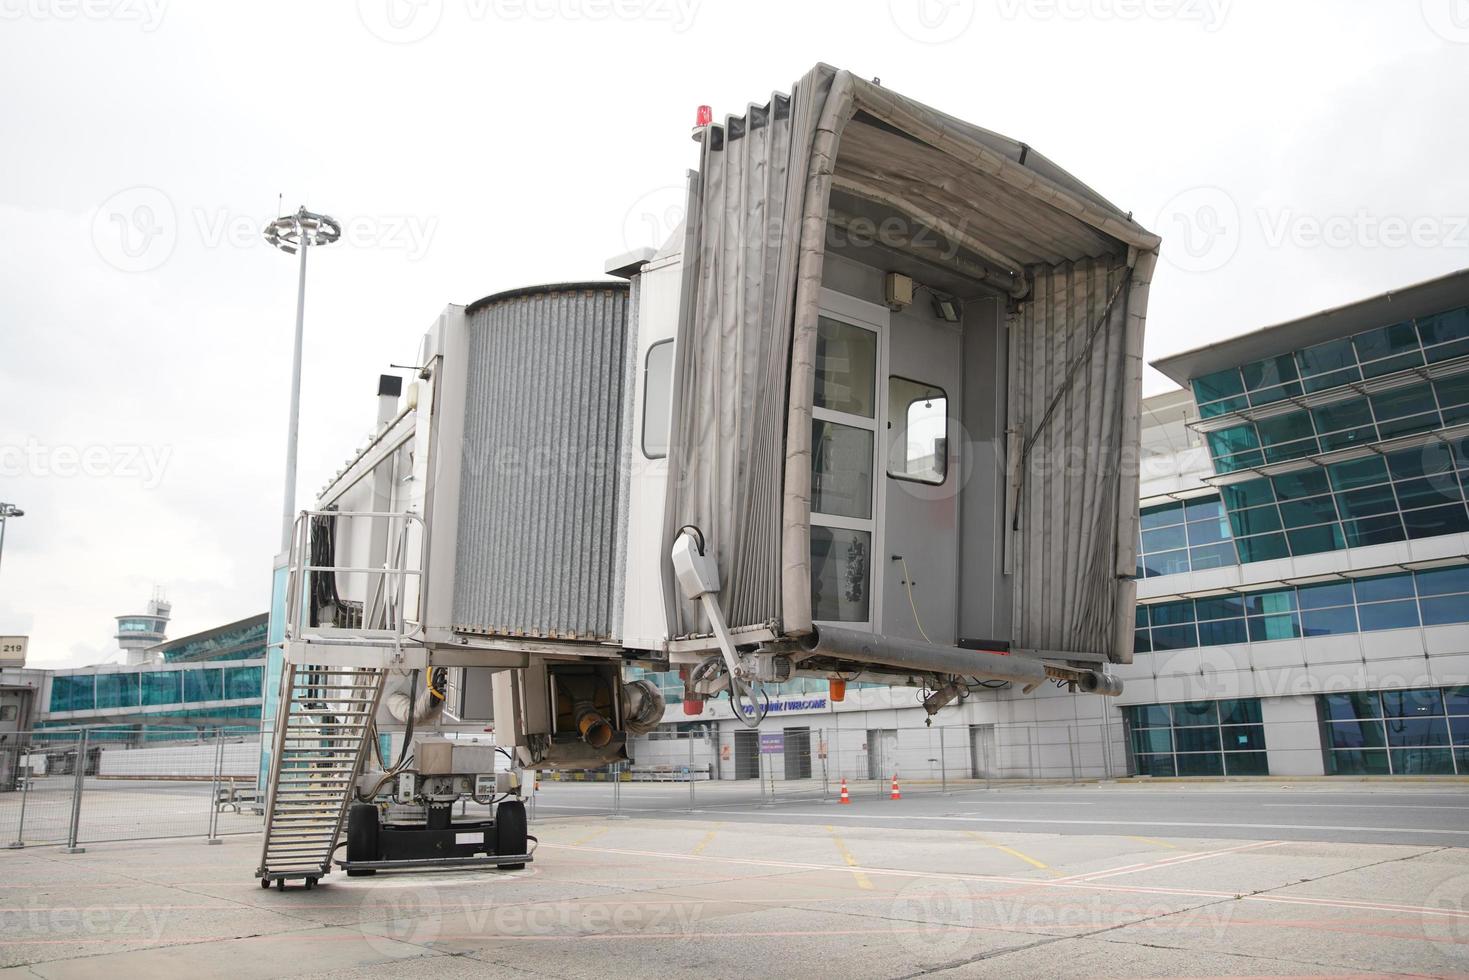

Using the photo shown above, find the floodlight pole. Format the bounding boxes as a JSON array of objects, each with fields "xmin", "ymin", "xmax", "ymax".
[
  {"xmin": 264, "ymin": 209, "xmax": 341, "ymax": 554},
  {"xmin": 0, "ymin": 504, "xmax": 22, "ymax": 584}
]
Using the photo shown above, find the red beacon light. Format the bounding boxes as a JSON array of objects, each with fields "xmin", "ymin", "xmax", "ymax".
[{"xmin": 695, "ymin": 104, "xmax": 713, "ymax": 127}]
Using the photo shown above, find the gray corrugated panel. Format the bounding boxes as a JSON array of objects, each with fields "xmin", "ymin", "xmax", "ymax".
[
  {"xmin": 452, "ymin": 283, "xmax": 630, "ymax": 640},
  {"xmin": 1007, "ymin": 258, "xmax": 1134, "ymax": 659}
]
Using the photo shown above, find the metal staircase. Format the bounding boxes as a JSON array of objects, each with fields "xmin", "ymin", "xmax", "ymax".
[{"xmin": 257, "ymin": 664, "xmax": 387, "ymax": 888}]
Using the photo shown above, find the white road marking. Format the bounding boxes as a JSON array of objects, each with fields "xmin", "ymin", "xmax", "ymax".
[{"xmin": 766, "ymin": 810, "xmax": 1469, "ymax": 836}]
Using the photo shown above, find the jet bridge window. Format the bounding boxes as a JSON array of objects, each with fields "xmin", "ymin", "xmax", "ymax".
[
  {"xmin": 887, "ymin": 376, "xmax": 947, "ymax": 485},
  {"xmin": 642, "ymin": 339, "xmax": 674, "ymax": 459}
]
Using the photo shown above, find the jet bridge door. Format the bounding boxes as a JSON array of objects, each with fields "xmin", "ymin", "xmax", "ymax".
[{"xmin": 880, "ymin": 303, "xmax": 963, "ymax": 645}]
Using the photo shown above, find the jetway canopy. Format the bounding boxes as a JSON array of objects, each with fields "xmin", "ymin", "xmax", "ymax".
[{"xmin": 663, "ymin": 63, "xmax": 1160, "ymax": 664}]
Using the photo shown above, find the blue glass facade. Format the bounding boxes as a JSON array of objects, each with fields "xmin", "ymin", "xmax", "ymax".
[
  {"xmin": 1319, "ymin": 687, "xmax": 1469, "ymax": 775},
  {"xmin": 1124, "ymin": 698, "xmax": 1269, "ymax": 776},
  {"xmin": 1135, "ymin": 565, "xmax": 1469, "ymax": 653},
  {"xmin": 47, "ymin": 663, "xmax": 265, "ymax": 715},
  {"xmin": 1137, "ymin": 495, "xmax": 1236, "ymax": 578}
]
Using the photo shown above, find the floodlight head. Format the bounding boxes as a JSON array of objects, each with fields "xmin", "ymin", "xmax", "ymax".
[
  {"xmin": 0, "ymin": 504, "xmax": 22, "ymax": 518},
  {"xmin": 263, "ymin": 207, "xmax": 341, "ymax": 254}
]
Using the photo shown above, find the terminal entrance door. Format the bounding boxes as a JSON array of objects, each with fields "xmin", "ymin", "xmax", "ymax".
[{"xmin": 733, "ymin": 729, "xmax": 759, "ymax": 780}]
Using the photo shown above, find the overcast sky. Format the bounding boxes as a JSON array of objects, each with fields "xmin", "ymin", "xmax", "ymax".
[{"xmin": 1, "ymin": 0, "xmax": 1466, "ymax": 666}]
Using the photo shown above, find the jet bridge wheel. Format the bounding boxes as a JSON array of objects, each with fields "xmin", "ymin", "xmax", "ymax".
[
  {"xmin": 494, "ymin": 800, "xmax": 527, "ymax": 870},
  {"xmin": 345, "ymin": 803, "xmax": 380, "ymax": 876}
]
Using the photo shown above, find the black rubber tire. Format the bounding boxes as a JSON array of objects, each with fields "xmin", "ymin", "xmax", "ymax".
[
  {"xmin": 345, "ymin": 803, "xmax": 380, "ymax": 877},
  {"xmin": 260, "ymin": 878, "xmax": 270, "ymax": 889},
  {"xmin": 494, "ymin": 800, "xmax": 528, "ymax": 870}
]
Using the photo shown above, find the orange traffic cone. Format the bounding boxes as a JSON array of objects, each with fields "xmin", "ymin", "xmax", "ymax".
[
  {"xmin": 890, "ymin": 774, "xmax": 901, "ymax": 801},
  {"xmin": 839, "ymin": 778, "xmax": 850, "ymax": 804}
]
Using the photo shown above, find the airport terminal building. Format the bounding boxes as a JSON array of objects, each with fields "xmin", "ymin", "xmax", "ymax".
[{"xmin": 639, "ymin": 269, "xmax": 1469, "ymax": 780}]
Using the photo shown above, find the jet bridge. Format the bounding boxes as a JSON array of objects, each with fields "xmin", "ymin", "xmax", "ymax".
[{"xmin": 257, "ymin": 63, "xmax": 1160, "ymax": 888}]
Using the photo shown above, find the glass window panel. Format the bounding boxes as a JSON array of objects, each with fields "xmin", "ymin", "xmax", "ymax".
[
  {"xmin": 1140, "ymin": 501, "xmax": 1185, "ymax": 530},
  {"xmin": 1229, "ymin": 503, "xmax": 1283, "ymax": 537},
  {"xmin": 1417, "ymin": 307, "xmax": 1469, "ymax": 361},
  {"xmin": 1141, "ymin": 525, "xmax": 1188, "ymax": 553},
  {"xmin": 1343, "ymin": 514, "xmax": 1406, "ymax": 547},
  {"xmin": 1326, "ymin": 749, "xmax": 1390, "ymax": 775},
  {"xmin": 1256, "ymin": 412, "xmax": 1317, "ymax": 456},
  {"xmin": 1133, "ymin": 629, "xmax": 1152, "ymax": 653},
  {"xmin": 1175, "ymin": 701, "xmax": 1219, "ymax": 727},
  {"xmin": 1418, "ymin": 596, "xmax": 1469, "ymax": 626},
  {"xmin": 1134, "ymin": 754, "xmax": 1177, "ymax": 777},
  {"xmin": 1184, "ymin": 496, "xmax": 1225, "ymax": 522},
  {"xmin": 1236, "ymin": 533, "xmax": 1290, "ymax": 564},
  {"xmin": 810, "ymin": 527, "xmax": 871, "ymax": 623},
  {"xmin": 1445, "ymin": 687, "xmax": 1469, "ymax": 713},
  {"xmin": 1328, "ymin": 455, "xmax": 1391, "ymax": 492},
  {"xmin": 1151, "ymin": 624, "xmax": 1198, "ymax": 650},
  {"xmin": 1394, "ymin": 476, "xmax": 1463, "ymax": 511},
  {"xmin": 1248, "ymin": 613, "xmax": 1300, "ymax": 641},
  {"xmin": 1192, "ymin": 368, "xmax": 1246, "ymax": 405},
  {"xmin": 1415, "ymin": 566, "xmax": 1469, "ymax": 597},
  {"xmin": 1337, "ymin": 484, "xmax": 1399, "ymax": 519},
  {"xmin": 811, "ymin": 420, "xmax": 874, "ymax": 520},
  {"xmin": 1222, "ymin": 478, "xmax": 1276, "ymax": 510},
  {"xmin": 1450, "ymin": 715, "xmax": 1469, "ymax": 743},
  {"xmin": 1219, "ymin": 699, "xmax": 1263, "ymax": 725},
  {"xmin": 1224, "ymin": 751, "xmax": 1270, "ymax": 775},
  {"xmin": 1371, "ymin": 384, "xmax": 1439, "ymax": 423},
  {"xmin": 96, "ymin": 673, "xmax": 140, "ymax": 709},
  {"xmin": 815, "ymin": 317, "xmax": 877, "ymax": 417},
  {"xmin": 887, "ymin": 377, "xmax": 948, "ymax": 485},
  {"xmin": 641, "ymin": 340, "xmax": 674, "ymax": 458},
  {"xmin": 1185, "ymin": 516, "xmax": 1230, "ymax": 546},
  {"xmin": 141, "ymin": 671, "xmax": 181, "ymax": 707},
  {"xmin": 1197, "ymin": 618, "xmax": 1248, "ymax": 646},
  {"xmin": 1135, "ymin": 605, "xmax": 1150, "ymax": 628},
  {"xmin": 1142, "ymin": 549, "xmax": 1191, "ymax": 578},
  {"xmin": 49, "ymin": 675, "xmax": 95, "ymax": 713},
  {"xmin": 1189, "ymin": 541, "xmax": 1238, "ymax": 570},
  {"xmin": 1384, "ymin": 716, "xmax": 1451, "ymax": 748},
  {"xmin": 1132, "ymin": 729, "xmax": 1173, "ymax": 753},
  {"xmin": 1272, "ymin": 469, "xmax": 1332, "ymax": 501},
  {"xmin": 1312, "ymin": 398, "xmax": 1376, "ymax": 447},
  {"xmin": 1345, "ymin": 575, "xmax": 1416, "ymax": 605},
  {"xmin": 1301, "ymin": 605, "xmax": 1359, "ymax": 637},
  {"xmin": 1381, "ymin": 688, "xmax": 1444, "ymax": 717},
  {"xmin": 223, "ymin": 665, "xmax": 263, "ymax": 701},
  {"xmin": 1149, "ymin": 600, "xmax": 1197, "ymax": 626},
  {"xmin": 1388, "ymin": 441, "xmax": 1456, "ymax": 479},
  {"xmin": 1175, "ymin": 727, "xmax": 1222, "ymax": 752},
  {"xmin": 1353, "ymin": 321, "xmax": 1423, "ymax": 377},
  {"xmin": 1287, "ymin": 523, "xmax": 1346, "ymax": 556},
  {"xmin": 1207, "ymin": 427, "xmax": 1262, "ymax": 469},
  {"xmin": 1195, "ymin": 596, "xmax": 1246, "ymax": 621},
  {"xmin": 1221, "ymin": 725, "xmax": 1266, "ymax": 751},
  {"xmin": 1327, "ymin": 719, "xmax": 1386, "ymax": 749},
  {"xmin": 1433, "ymin": 374, "xmax": 1469, "ymax": 411},
  {"xmin": 1356, "ymin": 600, "xmax": 1420, "ymax": 632},
  {"xmin": 1241, "ymin": 354, "xmax": 1300, "ymax": 393},
  {"xmin": 1175, "ymin": 753, "xmax": 1225, "ymax": 776},
  {"xmin": 184, "ymin": 669, "xmax": 223, "ymax": 702},
  {"xmin": 1296, "ymin": 338, "xmax": 1360, "ymax": 389},
  {"xmin": 1403, "ymin": 503, "xmax": 1469, "ymax": 539},
  {"xmin": 1297, "ymin": 581, "xmax": 1355, "ymax": 609},
  {"xmin": 1130, "ymin": 705, "xmax": 1172, "ymax": 727},
  {"xmin": 1390, "ymin": 748, "xmax": 1455, "ymax": 774},
  {"xmin": 1244, "ymin": 590, "xmax": 1297, "ymax": 615},
  {"xmin": 1278, "ymin": 495, "xmax": 1339, "ymax": 529}
]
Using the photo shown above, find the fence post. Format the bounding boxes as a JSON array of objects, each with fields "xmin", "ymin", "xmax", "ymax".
[
  {"xmin": 1068, "ymin": 724, "xmax": 1077, "ymax": 784},
  {"xmin": 687, "ymin": 733, "xmax": 696, "ymax": 811},
  {"xmin": 820, "ymin": 727, "xmax": 829, "ymax": 800},
  {"xmin": 8, "ymin": 739, "xmax": 30, "ymax": 849},
  {"xmin": 609, "ymin": 760, "xmax": 628, "ymax": 820},
  {"xmin": 206, "ymin": 734, "xmax": 224, "ymax": 844},
  {"xmin": 940, "ymin": 727, "xmax": 948, "ymax": 796},
  {"xmin": 65, "ymin": 729, "xmax": 87, "ymax": 854}
]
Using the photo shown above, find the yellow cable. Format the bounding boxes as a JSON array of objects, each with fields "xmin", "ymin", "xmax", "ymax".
[{"xmin": 899, "ymin": 556, "xmax": 932, "ymax": 644}]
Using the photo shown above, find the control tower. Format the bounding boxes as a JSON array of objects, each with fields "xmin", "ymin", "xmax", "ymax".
[{"xmin": 115, "ymin": 594, "xmax": 171, "ymax": 666}]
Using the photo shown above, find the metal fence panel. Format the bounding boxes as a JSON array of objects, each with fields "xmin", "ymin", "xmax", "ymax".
[{"xmin": 0, "ymin": 730, "xmax": 84, "ymax": 847}]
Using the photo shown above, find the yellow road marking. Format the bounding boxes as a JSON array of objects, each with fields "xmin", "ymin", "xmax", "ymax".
[
  {"xmin": 965, "ymin": 831, "xmax": 1060, "ymax": 876},
  {"xmin": 825, "ymin": 826, "xmax": 873, "ymax": 890},
  {"xmin": 1127, "ymin": 835, "xmax": 1180, "ymax": 850},
  {"xmin": 692, "ymin": 825, "xmax": 722, "ymax": 855},
  {"xmin": 571, "ymin": 825, "xmax": 611, "ymax": 846}
]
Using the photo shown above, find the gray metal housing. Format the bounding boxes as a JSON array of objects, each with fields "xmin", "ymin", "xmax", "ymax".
[{"xmin": 450, "ymin": 282, "xmax": 632, "ymax": 641}]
